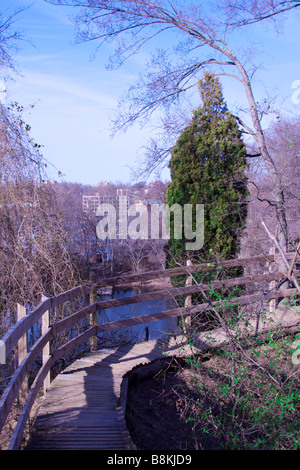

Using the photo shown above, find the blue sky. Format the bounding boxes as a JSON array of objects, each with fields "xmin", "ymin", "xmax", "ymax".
[{"xmin": 1, "ymin": 0, "xmax": 299, "ymax": 185}]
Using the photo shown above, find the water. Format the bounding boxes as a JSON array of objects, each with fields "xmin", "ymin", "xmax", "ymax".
[
  {"xmin": 24, "ymin": 286, "xmax": 178, "ymax": 348},
  {"xmin": 97, "ymin": 287, "xmax": 178, "ymax": 342}
]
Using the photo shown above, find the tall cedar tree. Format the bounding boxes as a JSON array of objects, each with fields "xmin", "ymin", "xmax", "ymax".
[{"xmin": 166, "ymin": 73, "xmax": 248, "ymax": 267}]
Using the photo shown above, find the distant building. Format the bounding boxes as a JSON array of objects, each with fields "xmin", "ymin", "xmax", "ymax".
[
  {"xmin": 82, "ymin": 189, "xmax": 131, "ymax": 215},
  {"xmin": 82, "ymin": 193, "xmax": 101, "ymax": 214}
]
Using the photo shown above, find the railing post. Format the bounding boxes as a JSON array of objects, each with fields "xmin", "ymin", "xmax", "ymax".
[
  {"xmin": 41, "ymin": 294, "xmax": 51, "ymax": 394},
  {"xmin": 184, "ymin": 260, "xmax": 193, "ymax": 332},
  {"xmin": 89, "ymin": 286, "xmax": 97, "ymax": 352},
  {"xmin": 269, "ymin": 247, "xmax": 276, "ymax": 313},
  {"xmin": 17, "ymin": 303, "xmax": 28, "ymax": 405}
]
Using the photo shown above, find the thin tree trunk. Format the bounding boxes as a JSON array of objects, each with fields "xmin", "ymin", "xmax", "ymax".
[{"xmin": 234, "ymin": 59, "xmax": 289, "ymax": 254}]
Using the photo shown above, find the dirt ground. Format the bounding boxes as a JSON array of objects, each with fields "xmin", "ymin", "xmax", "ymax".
[
  {"xmin": 125, "ymin": 335, "xmax": 300, "ymax": 451},
  {"xmin": 125, "ymin": 364, "xmax": 222, "ymax": 451}
]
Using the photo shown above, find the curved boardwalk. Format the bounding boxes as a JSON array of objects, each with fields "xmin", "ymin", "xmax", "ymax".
[
  {"xmin": 25, "ymin": 304, "xmax": 300, "ymax": 450},
  {"xmin": 26, "ymin": 340, "xmax": 170, "ymax": 450}
]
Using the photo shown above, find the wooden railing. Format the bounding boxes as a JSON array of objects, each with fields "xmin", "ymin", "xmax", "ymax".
[{"xmin": 0, "ymin": 251, "xmax": 299, "ymax": 450}]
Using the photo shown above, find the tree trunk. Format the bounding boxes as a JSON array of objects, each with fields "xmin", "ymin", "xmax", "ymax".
[{"xmin": 234, "ymin": 60, "xmax": 289, "ymax": 255}]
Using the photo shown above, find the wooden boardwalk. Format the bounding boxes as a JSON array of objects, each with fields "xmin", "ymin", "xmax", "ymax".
[
  {"xmin": 1, "ymin": 251, "xmax": 299, "ymax": 450},
  {"xmin": 25, "ymin": 304, "xmax": 300, "ymax": 450},
  {"xmin": 26, "ymin": 340, "xmax": 170, "ymax": 450}
]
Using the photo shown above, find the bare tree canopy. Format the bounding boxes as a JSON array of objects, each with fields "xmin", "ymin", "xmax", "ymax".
[
  {"xmin": 47, "ymin": 0, "xmax": 297, "ymax": 254},
  {"xmin": 0, "ymin": 6, "xmax": 28, "ymax": 73},
  {"xmin": 0, "ymin": 103, "xmax": 80, "ymax": 316},
  {"xmin": 220, "ymin": 0, "xmax": 300, "ymax": 27}
]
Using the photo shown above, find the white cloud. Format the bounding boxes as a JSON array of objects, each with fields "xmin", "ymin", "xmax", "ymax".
[
  {"xmin": 14, "ymin": 70, "xmax": 117, "ymax": 108},
  {"xmin": 18, "ymin": 53, "xmax": 66, "ymax": 64}
]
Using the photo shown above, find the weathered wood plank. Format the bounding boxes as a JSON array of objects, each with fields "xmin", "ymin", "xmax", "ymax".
[
  {"xmin": 25, "ymin": 298, "xmax": 300, "ymax": 451},
  {"xmin": 94, "ymin": 252, "xmax": 297, "ymax": 288},
  {"xmin": 41, "ymin": 294, "xmax": 51, "ymax": 395},
  {"xmin": 2, "ymin": 252, "xmax": 298, "ymax": 361},
  {"xmin": 89, "ymin": 288, "xmax": 98, "ymax": 352},
  {"xmin": 97, "ymin": 288, "xmax": 299, "ymax": 333},
  {"xmin": 94, "ymin": 270, "xmax": 300, "ymax": 315},
  {"xmin": 17, "ymin": 304, "xmax": 28, "ymax": 405},
  {"xmin": 0, "ymin": 329, "xmax": 52, "ymax": 433},
  {"xmin": 51, "ymin": 283, "xmax": 94, "ymax": 308},
  {"xmin": 1, "ymin": 299, "xmax": 52, "ymax": 359},
  {"xmin": 8, "ymin": 355, "xmax": 54, "ymax": 450},
  {"xmin": 51, "ymin": 326, "xmax": 97, "ymax": 363},
  {"xmin": 1, "ymin": 286, "xmax": 93, "ymax": 362},
  {"xmin": 27, "ymin": 342, "xmax": 168, "ymax": 450},
  {"xmin": 3, "ymin": 262, "xmax": 298, "ymax": 363},
  {"xmin": 1, "ymin": 250, "xmax": 299, "ymax": 450},
  {"xmin": 50, "ymin": 304, "xmax": 97, "ymax": 337}
]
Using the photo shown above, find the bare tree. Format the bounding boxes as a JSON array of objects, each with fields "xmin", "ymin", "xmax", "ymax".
[
  {"xmin": 242, "ymin": 116, "xmax": 300, "ymax": 260},
  {"xmin": 0, "ymin": 103, "xmax": 80, "ymax": 326},
  {"xmin": 47, "ymin": 0, "xmax": 295, "ymax": 263},
  {"xmin": 220, "ymin": 0, "xmax": 300, "ymax": 27},
  {"xmin": 0, "ymin": 5, "xmax": 30, "ymax": 74}
]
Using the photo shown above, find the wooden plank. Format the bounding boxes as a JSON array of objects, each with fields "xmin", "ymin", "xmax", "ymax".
[
  {"xmin": 8, "ymin": 355, "xmax": 54, "ymax": 450},
  {"xmin": 2, "ymin": 250, "xmax": 299, "ymax": 449},
  {"xmin": 50, "ymin": 304, "xmax": 97, "ymax": 337},
  {"xmin": 184, "ymin": 260, "xmax": 193, "ymax": 332},
  {"xmin": 27, "ymin": 342, "xmax": 166, "ymax": 450},
  {"xmin": 97, "ymin": 288, "xmax": 299, "ymax": 333},
  {"xmin": 2, "ymin": 252, "xmax": 298, "ymax": 362},
  {"xmin": 94, "ymin": 270, "xmax": 300, "ymax": 315},
  {"xmin": 26, "ymin": 298, "xmax": 300, "ymax": 451},
  {"xmin": 51, "ymin": 283, "xmax": 94, "ymax": 308},
  {"xmin": 3, "ymin": 265, "xmax": 297, "ymax": 364},
  {"xmin": 17, "ymin": 304, "xmax": 28, "ymax": 405},
  {"xmin": 0, "ymin": 329, "xmax": 52, "ymax": 433},
  {"xmin": 51, "ymin": 326, "xmax": 97, "ymax": 363},
  {"xmin": 41, "ymin": 294, "xmax": 51, "ymax": 394},
  {"xmin": 97, "ymin": 308, "xmax": 187, "ymax": 332},
  {"xmin": 1, "ymin": 299, "xmax": 52, "ymax": 359},
  {"xmin": 1, "ymin": 285, "xmax": 93, "ymax": 361},
  {"xmin": 89, "ymin": 288, "xmax": 97, "ymax": 352},
  {"xmin": 94, "ymin": 252, "xmax": 297, "ymax": 288}
]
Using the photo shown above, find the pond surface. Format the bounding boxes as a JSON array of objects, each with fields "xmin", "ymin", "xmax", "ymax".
[
  {"xmin": 97, "ymin": 287, "xmax": 178, "ymax": 342},
  {"xmin": 23, "ymin": 285, "xmax": 178, "ymax": 348}
]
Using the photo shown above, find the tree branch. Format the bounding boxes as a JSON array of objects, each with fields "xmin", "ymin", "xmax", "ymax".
[{"xmin": 261, "ymin": 219, "xmax": 300, "ymax": 293}]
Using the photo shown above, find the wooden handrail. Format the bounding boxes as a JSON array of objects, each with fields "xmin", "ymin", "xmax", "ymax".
[
  {"xmin": 7, "ymin": 355, "xmax": 55, "ymax": 451},
  {"xmin": 93, "ymin": 252, "xmax": 297, "ymax": 287},
  {"xmin": 0, "ymin": 329, "xmax": 52, "ymax": 431},
  {"xmin": 51, "ymin": 326, "xmax": 97, "ymax": 363},
  {"xmin": 96, "ymin": 288, "xmax": 299, "ymax": 334},
  {"xmin": 1, "ymin": 299, "xmax": 52, "ymax": 359},
  {"xmin": 0, "ymin": 250, "xmax": 299, "ymax": 450},
  {"xmin": 3, "ymin": 253, "xmax": 294, "ymax": 364},
  {"xmin": 94, "ymin": 270, "xmax": 300, "ymax": 313},
  {"xmin": 3, "ymin": 285, "xmax": 299, "ymax": 450},
  {"xmin": 50, "ymin": 303, "xmax": 97, "ymax": 337}
]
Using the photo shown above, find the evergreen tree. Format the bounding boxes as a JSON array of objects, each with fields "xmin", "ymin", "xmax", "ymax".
[{"xmin": 166, "ymin": 73, "xmax": 248, "ymax": 267}]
